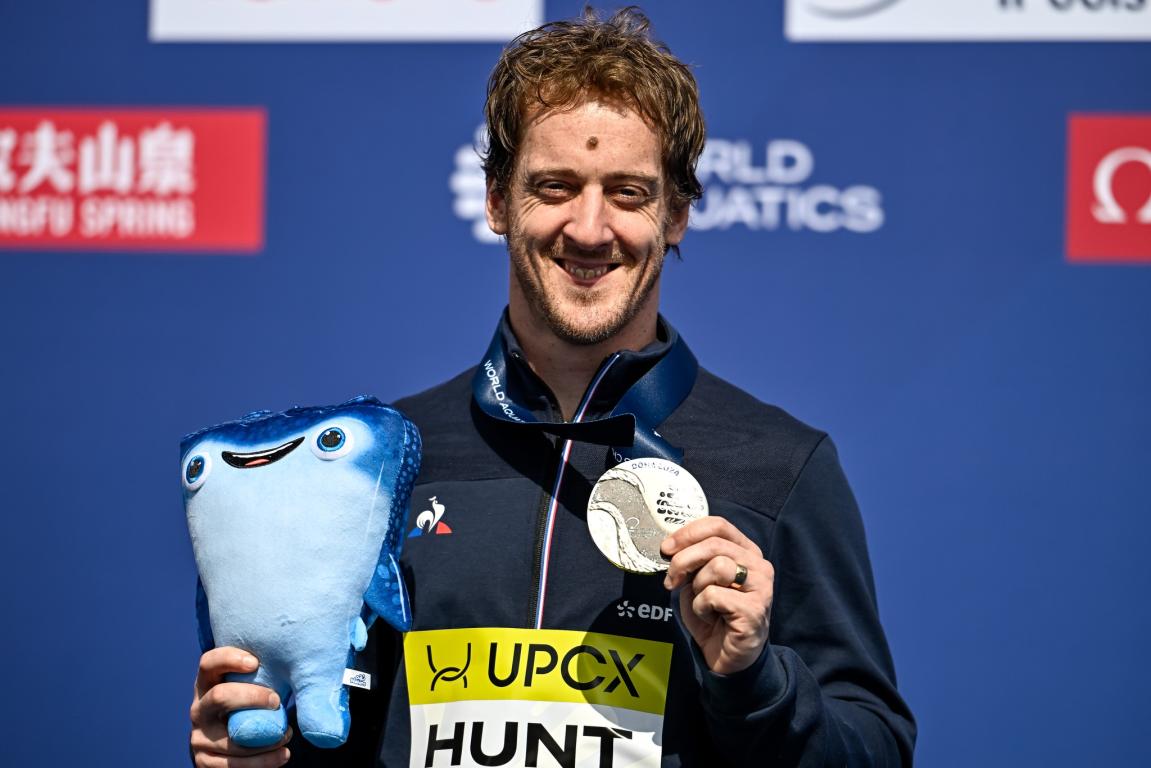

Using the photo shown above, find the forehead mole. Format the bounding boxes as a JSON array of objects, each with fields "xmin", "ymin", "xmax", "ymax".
[{"xmin": 586, "ymin": 135, "xmax": 599, "ymax": 150}]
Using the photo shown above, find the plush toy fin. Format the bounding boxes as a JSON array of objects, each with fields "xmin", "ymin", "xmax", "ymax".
[
  {"xmin": 363, "ymin": 553, "xmax": 411, "ymax": 632},
  {"xmin": 229, "ymin": 705, "xmax": 289, "ymax": 748},
  {"xmin": 226, "ymin": 673, "xmax": 289, "ymax": 748},
  {"xmin": 195, "ymin": 577, "xmax": 215, "ymax": 652},
  {"xmin": 351, "ymin": 616, "xmax": 369, "ymax": 652},
  {"xmin": 295, "ymin": 683, "xmax": 351, "ymax": 748}
]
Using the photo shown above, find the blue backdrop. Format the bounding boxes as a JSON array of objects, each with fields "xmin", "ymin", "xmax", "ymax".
[{"xmin": 1, "ymin": 1, "xmax": 1149, "ymax": 765}]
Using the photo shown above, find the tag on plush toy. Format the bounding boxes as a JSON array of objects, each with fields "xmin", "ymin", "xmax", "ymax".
[{"xmin": 181, "ymin": 395, "xmax": 420, "ymax": 749}]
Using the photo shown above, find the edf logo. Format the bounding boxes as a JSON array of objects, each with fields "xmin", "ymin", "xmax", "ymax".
[{"xmin": 617, "ymin": 600, "xmax": 674, "ymax": 622}]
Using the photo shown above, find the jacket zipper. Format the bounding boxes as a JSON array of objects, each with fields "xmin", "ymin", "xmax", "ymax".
[
  {"xmin": 528, "ymin": 353, "xmax": 621, "ymax": 629},
  {"xmin": 527, "ymin": 435, "xmax": 564, "ymax": 627}
]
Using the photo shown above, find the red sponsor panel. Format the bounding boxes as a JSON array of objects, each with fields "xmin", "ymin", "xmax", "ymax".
[
  {"xmin": 1066, "ymin": 114, "xmax": 1151, "ymax": 264},
  {"xmin": 0, "ymin": 108, "xmax": 264, "ymax": 252}
]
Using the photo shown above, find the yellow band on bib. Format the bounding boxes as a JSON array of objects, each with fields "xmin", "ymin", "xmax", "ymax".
[{"xmin": 404, "ymin": 627, "xmax": 672, "ymax": 715}]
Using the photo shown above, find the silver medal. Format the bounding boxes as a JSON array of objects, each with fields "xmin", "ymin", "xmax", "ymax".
[{"xmin": 587, "ymin": 458, "xmax": 708, "ymax": 574}]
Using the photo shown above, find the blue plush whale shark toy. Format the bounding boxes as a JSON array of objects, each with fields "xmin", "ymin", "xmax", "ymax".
[{"xmin": 181, "ymin": 396, "xmax": 420, "ymax": 748}]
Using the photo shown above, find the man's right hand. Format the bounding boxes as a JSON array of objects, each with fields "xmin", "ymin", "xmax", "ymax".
[{"xmin": 190, "ymin": 647, "xmax": 292, "ymax": 767}]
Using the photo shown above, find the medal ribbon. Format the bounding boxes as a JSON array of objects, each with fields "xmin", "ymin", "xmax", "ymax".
[{"xmin": 471, "ymin": 318, "xmax": 698, "ymax": 463}]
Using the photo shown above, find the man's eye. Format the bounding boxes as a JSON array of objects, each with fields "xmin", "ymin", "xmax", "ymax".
[
  {"xmin": 613, "ymin": 187, "xmax": 650, "ymax": 205},
  {"xmin": 537, "ymin": 181, "xmax": 570, "ymax": 197}
]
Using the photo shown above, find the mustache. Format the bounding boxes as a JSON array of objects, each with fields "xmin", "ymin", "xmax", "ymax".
[{"xmin": 546, "ymin": 236, "xmax": 626, "ymax": 263}]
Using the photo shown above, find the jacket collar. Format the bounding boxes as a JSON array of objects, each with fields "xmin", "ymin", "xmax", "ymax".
[{"xmin": 497, "ymin": 308, "xmax": 678, "ymax": 422}]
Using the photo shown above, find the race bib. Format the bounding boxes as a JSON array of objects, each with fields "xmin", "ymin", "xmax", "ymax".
[{"xmin": 404, "ymin": 628, "xmax": 673, "ymax": 768}]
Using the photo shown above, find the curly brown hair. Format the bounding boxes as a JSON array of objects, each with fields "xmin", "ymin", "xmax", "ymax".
[{"xmin": 482, "ymin": 5, "xmax": 705, "ymax": 212}]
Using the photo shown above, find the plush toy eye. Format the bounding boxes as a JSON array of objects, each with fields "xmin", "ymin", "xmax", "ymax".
[
  {"xmin": 310, "ymin": 425, "xmax": 354, "ymax": 460},
  {"xmin": 183, "ymin": 453, "xmax": 211, "ymax": 491},
  {"xmin": 318, "ymin": 428, "xmax": 345, "ymax": 451}
]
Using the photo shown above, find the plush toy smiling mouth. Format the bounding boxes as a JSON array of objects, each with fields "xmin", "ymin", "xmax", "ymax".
[{"xmin": 222, "ymin": 436, "xmax": 305, "ymax": 468}]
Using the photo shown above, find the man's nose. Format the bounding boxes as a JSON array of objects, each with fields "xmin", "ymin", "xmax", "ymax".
[{"xmin": 562, "ymin": 188, "xmax": 614, "ymax": 252}]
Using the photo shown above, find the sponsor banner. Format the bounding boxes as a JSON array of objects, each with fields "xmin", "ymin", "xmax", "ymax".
[
  {"xmin": 405, "ymin": 628, "xmax": 672, "ymax": 768},
  {"xmin": 786, "ymin": 0, "xmax": 1151, "ymax": 41},
  {"xmin": 1066, "ymin": 114, "xmax": 1151, "ymax": 263},
  {"xmin": 150, "ymin": 0, "xmax": 543, "ymax": 42},
  {"xmin": 0, "ymin": 109, "xmax": 264, "ymax": 252},
  {"xmin": 450, "ymin": 128, "xmax": 883, "ymax": 242}
]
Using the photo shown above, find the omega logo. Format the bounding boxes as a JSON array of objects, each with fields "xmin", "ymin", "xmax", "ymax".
[
  {"xmin": 805, "ymin": 0, "xmax": 903, "ymax": 18},
  {"xmin": 1091, "ymin": 146, "xmax": 1151, "ymax": 225}
]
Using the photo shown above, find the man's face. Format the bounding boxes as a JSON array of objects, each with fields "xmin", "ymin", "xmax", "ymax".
[{"xmin": 486, "ymin": 100, "xmax": 689, "ymax": 347}]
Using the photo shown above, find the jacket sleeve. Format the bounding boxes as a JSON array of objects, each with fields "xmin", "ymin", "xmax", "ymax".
[{"xmin": 696, "ymin": 436, "xmax": 916, "ymax": 766}]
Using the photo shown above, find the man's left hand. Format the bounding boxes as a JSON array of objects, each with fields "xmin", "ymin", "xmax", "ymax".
[{"xmin": 661, "ymin": 516, "xmax": 774, "ymax": 675}]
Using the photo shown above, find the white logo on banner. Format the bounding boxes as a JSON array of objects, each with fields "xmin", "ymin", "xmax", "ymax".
[
  {"xmin": 1092, "ymin": 146, "xmax": 1151, "ymax": 224},
  {"xmin": 0, "ymin": 120, "xmax": 195, "ymax": 238},
  {"xmin": 449, "ymin": 130, "xmax": 883, "ymax": 242},
  {"xmin": 150, "ymin": 0, "xmax": 543, "ymax": 42},
  {"xmin": 786, "ymin": 0, "xmax": 1151, "ymax": 41},
  {"xmin": 692, "ymin": 138, "xmax": 884, "ymax": 234},
  {"xmin": 450, "ymin": 127, "xmax": 501, "ymax": 244}
]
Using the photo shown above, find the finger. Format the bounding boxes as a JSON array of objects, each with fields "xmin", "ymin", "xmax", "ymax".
[
  {"xmin": 690, "ymin": 583, "xmax": 769, "ymax": 631},
  {"xmin": 691, "ymin": 554, "xmax": 757, "ymax": 594},
  {"xmin": 677, "ymin": 582, "xmax": 706, "ymax": 634},
  {"xmin": 191, "ymin": 714, "xmax": 231, "ymax": 746},
  {"xmin": 688, "ymin": 585, "xmax": 772, "ymax": 675},
  {"xmin": 195, "ymin": 746, "xmax": 290, "ymax": 768},
  {"xmin": 192, "ymin": 683, "xmax": 281, "ymax": 728},
  {"xmin": 192, "ymin": 726, "xmax": 294, "ymax": 758},
  {"xmin": 663, "ymin": 536, "xmax": 763, "ymax": 590},
  {"xmin": 661, "ymin": 516, "xmax": 761, "ymax": 558},
  {"xmin": 196, "ymin": 647, "xmax": 259, "ymax": 698}
]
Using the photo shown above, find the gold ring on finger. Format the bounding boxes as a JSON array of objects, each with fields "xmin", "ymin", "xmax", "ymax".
[{"xmin": 731, "ymin": 562, "xmax": 748, "ymax": 589}]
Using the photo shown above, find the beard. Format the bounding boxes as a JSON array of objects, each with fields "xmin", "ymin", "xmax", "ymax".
[{"xmin": 506, "ymin": 223, "xmax": 666, "ymax": 347}]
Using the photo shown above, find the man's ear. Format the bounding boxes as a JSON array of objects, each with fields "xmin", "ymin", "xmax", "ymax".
[
  {"xmin": 486, "ymin": 179, "xmax": 508, "ymax": 236},
  {"xmin": 664, "ymin": 200, "xmax": 690, "ymax": 246}
]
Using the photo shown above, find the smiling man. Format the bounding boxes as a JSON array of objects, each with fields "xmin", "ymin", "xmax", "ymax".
[
  {"xmin": 494, "ymin": 98, "xmax": 679, "ymax": 340},
  {"xmin": 190, "ymin": 8, "xmax": 914, "ymax": 767},
  {"xmin": 489, "ymin": 96, "xmax": 687, "ymax": 418}
]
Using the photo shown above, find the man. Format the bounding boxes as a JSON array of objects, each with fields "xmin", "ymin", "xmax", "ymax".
[{"xmin": 190, "ymin": 8, "xmax": 914, "ymax": 766}]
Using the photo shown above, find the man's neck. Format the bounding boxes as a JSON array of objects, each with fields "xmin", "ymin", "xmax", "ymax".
[{"xmin": 508, "ymin": 309, "xmax": 659, "ymax": 422}]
